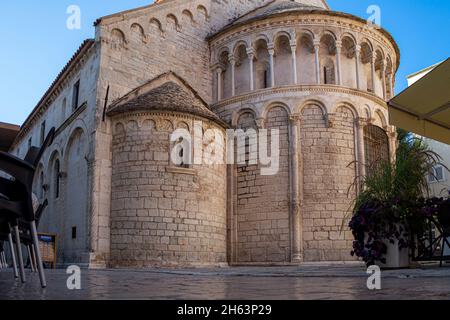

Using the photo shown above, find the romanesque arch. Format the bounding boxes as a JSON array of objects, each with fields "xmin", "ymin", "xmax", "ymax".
[
  {"xmin": 218, "ymin": 49, "xmax": 232, "ymax": 99},
  {"xmin": 360, "ymin": 40, "xmax": 374, "ymax": 92},
  {"xmin": 340, "ymin": 34, "xmax": 357, "ymax": 88},
  {"xmin": 296, "ymin": 31, "xmax": 315, "ymax": 84},
  {"xmin": 234, "ymin": 42, "xmax": 250, "ymax": 95},
  {"xmin": 274, "ymin": 33, "xmax": 293, "ymax": 86},
  {"xmin": 62, "ymin": 127, "xmax": 89, "ymax": 262},
  {"xmin": 197, "ymin": 5, "xmax": 208, "ymax": 21},
  {"xmin": 130, "ymin": 23, "xmax": 146, "ymax": 43},
  {"xmin": 253, "ymin": 38, "xmax": 270, "ymax": 90},
  {"xmin": 385, "ymin": 56, "xmax": 394, "ymax": 99},
  {"xmin": 166, "ymin": 14, "xmax": 180, "ymax": 31},
  {"xmin": 111, "ymin": 28, "xmax": 126, "ymax": 49},
  {"xmin": 319, "ymin": 33, "xmax": 337, "ymax": 84},
  {"xmin": 150, "ymin": 18, "xmax": 164, "ymax": 35},
  {"xmin": 182, "ymin": 9, "xmax": 195, "ymax": 25},
  {"xmin": 374, "ymin": 48, "xmax": 385, "ymax": 97}
]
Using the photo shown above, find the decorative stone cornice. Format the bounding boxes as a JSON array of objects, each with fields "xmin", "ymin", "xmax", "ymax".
[
  {"xmin": 109, "ymin": 110, "xmax": 228, "ymax": 130},
  {"xmin": 211, "ymin": 85, "xmax": 388, "ymax": 109}
]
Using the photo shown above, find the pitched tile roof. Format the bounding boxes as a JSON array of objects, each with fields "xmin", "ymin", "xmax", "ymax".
[{"xmin": 107, "ymin": 72, "xmax": 228, "ymax": 128}]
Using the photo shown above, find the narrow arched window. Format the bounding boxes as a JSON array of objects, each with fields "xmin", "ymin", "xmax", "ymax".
[
  {"xmin": 364, "ymin": 124, "xmax": 389, "ymax": 175},
  {"xmin": 54, "ymin": 159, "xmax": 61, "ymax": 199},
  {"xmin": 171, "ymin": 137, "xmax": 191, "ymax": 169},
  {"xmin": 323, "ymin": 59, "xmax": 336, "ymax": 85}
]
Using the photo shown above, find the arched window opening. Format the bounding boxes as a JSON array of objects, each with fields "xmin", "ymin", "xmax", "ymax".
[
  {"xmin": 274, "ymin": 34, "xmax": 292, "ymax": 86},
  {"xmin": 234, "ymin": 44, "xmax": 250, "ymax": 95},
  {"xmin": 323, "ymin": 58, "xmax": 336, "ymax": 85},
  {"xmin": 374, "ymin": 50, "xmax": 384, "ymax": 97},
  {"xmin": 319, "ymin": 34, "xmax": 337, "ymax": 85},
  {"xmin": 171, "ymin": 137, "xmax": 191, "ymax": 169},
  {"xmin": 54, "ymin": 159, "xmax": 61, "ymax": 199},
  {"xmin": 253, "ymin": 39, "xmax": 270, "ymax": 90},
  {"xmin": 360, "ymin": 42, "xmax": 373, "ymax": 93},
  {"xmin": 364, "ymin": 124, "xmax": 389, "ymax": 176},
  {"xmin": 219, "ymin": 51, "xmax": 231, "ymax": 99},
  {"xmin": 341, "ymin": 36, "xmax": 357, "ymax": 88},
  {"xmin": 297, "ymin": 34, "xmax": 315, "ymax": 84}
]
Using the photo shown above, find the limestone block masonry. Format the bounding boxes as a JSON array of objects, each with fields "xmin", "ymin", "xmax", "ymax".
[
  {"xmin": 8, "ymin": 0, "xmax": 400, "ymax": 268},
  {"xmin": 110, "ymin": 112, "xmax": 227, "ymax": 267}
]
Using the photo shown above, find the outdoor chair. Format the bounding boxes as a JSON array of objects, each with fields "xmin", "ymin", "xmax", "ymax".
[
  {"xmin": 0, "ymin": 220, "xmax": 19, "ymax": 278},
  {"xmin": 19, "ymin": 199, "xmax": 48, "ymax": 272},
  {"xmin": 0, "ymin": 127, "xmax": 55, "ymax": 288}
]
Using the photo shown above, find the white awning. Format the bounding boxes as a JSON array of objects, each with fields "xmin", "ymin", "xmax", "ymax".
[{"xmin": 388, "ymin": 58, "xmax": 450, "ymax": 145}]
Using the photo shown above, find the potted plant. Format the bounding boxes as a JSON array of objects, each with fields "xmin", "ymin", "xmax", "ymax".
[{"xmin": 348, "ymin": 130, "xmax": 444, "ymax": 268}]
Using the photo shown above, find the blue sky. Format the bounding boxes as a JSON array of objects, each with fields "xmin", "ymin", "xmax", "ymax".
[{"xmin": 0, "ymin": 0, "xmax": 449, "ymax": 125}]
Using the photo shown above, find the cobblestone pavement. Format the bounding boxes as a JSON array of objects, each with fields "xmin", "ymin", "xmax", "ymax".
[{"xmin": 1, "ymin": 263, "xmax": 449, "ymax": 300}]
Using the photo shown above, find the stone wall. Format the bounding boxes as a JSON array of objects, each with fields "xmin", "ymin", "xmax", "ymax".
[
  {"xmin": 300, "ymin": 104, "xmax": 356, "ymax": 261},
  {"xmin": 110, "ymin": 112, "xmax": 227, "ymax": 267},
  {"xmin": 91, "ymin": 1, "xmax": 276, "ymax": 267},
  {"xmin": 235, "ymin": 107, "xmax": 291, "ymax": 263},
  {"xmin": 10, "ymin": 43, "xmax": 100, "ymax": 266}
]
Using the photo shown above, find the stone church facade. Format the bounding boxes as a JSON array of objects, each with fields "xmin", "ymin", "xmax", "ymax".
[{"xmin": 9, "ymin": 0, "xmax": 399, "ymax": 268}]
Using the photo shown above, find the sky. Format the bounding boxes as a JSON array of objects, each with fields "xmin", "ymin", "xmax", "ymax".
[{"xmin": 0, "ymin": 0, "xmax": 448, "ymax": 125}]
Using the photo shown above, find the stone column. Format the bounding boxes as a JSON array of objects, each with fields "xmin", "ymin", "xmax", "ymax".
[
  {"xmin": 289, "ymin": 114, "xmax": 303, "ymax": 263},
  {"xmin": 371, "ymin": 54, "xmax": 376, "ymax": 93},
  {"xmin": 389, "ymin": 74, "xmax": 395, "ymax": 98},
  {"xmin": 355, "ymin": 45, "xmax": 361, "ymax": 90},
  {"xmin": 388, "ymin": 127, "xmax": 398, "ymax": 163},
  {"xmin": 290, "ymin": 41, "xmax": 298, "ymax": 85},
  {"xmin": 335, "ymin": 40, "xmax": 342, "ymax": 85},
  {"xmin": 268, "ymin": 44, "xmax": 275, "ymax": 87},
  {"xmin": 381, "ymin": 59, "xmax": 387, "ymax": 100},
  {"xmin": 216, "ymin": 67, "xmax": 223, "ymax": 101},
  {"xmin": 355, "ymin": 118, "xmax": 367, "ymax": 187},
  {"xmin": 247, "ymin": 48, "xmax": 255, "ymax": 91},
  {"xmin": 229, "ymin": 54, "xmax": 236, "ymax": 96},
  {"xmin": 313, "ymin": 40, "xmax": 321, "ymax": 84}
]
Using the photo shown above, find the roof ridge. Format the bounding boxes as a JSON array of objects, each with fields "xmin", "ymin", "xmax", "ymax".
[{"xmin": 108, "ymin": 71, "xmax": 208, "ymax": 109}]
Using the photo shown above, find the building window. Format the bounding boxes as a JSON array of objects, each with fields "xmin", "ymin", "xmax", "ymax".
[
  {"xmin": 40, "ymin": 121, "xmax": 46, "ymax": 146},
  {"xmin": 171, "ymin": 137, "xmax": 191, "ymax": 168},
  {"xmin": 323, "ymin": 59, "xmax": 336, "ymax": 85},
  {"xmin": 428, "ymin": 165, "xmax": 446, "ymax": 183},
  {"xmin": 72, "ymin": 80, "xmax": 80, "ymax": 111},
  {"xmin": 54, "ymin": 159, "xmax": 61, "ymax": 199},
  {"xmin": 72, "ymin": 226, "xmax": 77, "ymax": 239},
  {"xmin": 364, "ymin": 124, "xmax": 390, "ymax": 175},
  {"xmin": 28, "ymin": 137, "xmax": 32, "ymax": 150}
]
